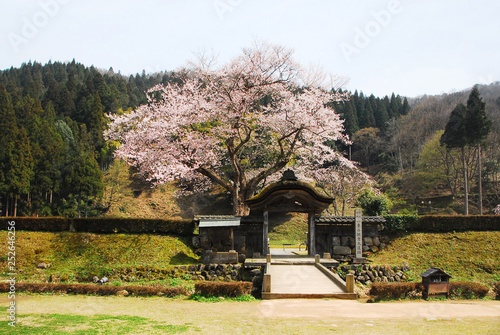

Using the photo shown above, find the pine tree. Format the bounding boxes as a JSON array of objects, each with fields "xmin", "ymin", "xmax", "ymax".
[
  {"xmin": 343, "ymin": 98, "xmax": 359, "ymax": 136},
  {"xmin": 441, "ymin": 103, "xmax": 469, "ymax": 214},
  {"xmin": 0, "ymin": 85, "xmax": 17, "ymax": 216},
  {"xmin": 400, "ymin": 97, "xmax": 410, "ymax": 115},
  {"xmin": 465, "ymin": 85, "xmax": 491, "ymax": 214}
]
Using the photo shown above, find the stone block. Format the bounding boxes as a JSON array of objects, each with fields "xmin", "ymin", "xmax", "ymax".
[
  {"xmin": 332, "ymin": 236, "xmax": 341, "ymax": 246},
  {"xmin": 341, "ymin": 236, "xmax": 355, "ymax": 247},
  {"xmin": 372, "ymin": 237, "xmax": 381, "ymax": 246},
  {"xmin": 363, "ymin": 237, "xmax": 373, "ymax": 246},
  {"xmin": 333, "ymin": 246, "xmax": 352, "ymax": 255}
]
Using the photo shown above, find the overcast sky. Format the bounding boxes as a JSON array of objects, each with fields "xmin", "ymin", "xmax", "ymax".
[{"xmin": 1, "ymin": 0, "xmax": 499, "ymax": 97}]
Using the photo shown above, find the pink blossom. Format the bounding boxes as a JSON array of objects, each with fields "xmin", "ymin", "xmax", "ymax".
[{"xmin": 105, "ymin": 42, "xmax": 365, "ymax": 214}]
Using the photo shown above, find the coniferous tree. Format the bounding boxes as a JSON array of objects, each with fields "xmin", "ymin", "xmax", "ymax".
[
  {"xmin": 374, "ymin": 100, "xmax": 389, "ymax": 130},
  {"xmin": 10, "ymin": 126, "xmax": 33, "ymax": 216},
  {"xmin": 441, "ymin": 103, "xmax": 469, "ymax": 214},
  {"xmin": 0, "ymin": 84, "xmax": 18, "ymax": 216},
  {"xmin": 343, "ymin": 98, "xmax": 359, "ymax": 136},
  {"xmin": 400, "ymin": 97, "xmax": 410, "ymax": 115},
  {"xmin": 465, "ymin": 85, "xmax": 491, "ymax": 214}
]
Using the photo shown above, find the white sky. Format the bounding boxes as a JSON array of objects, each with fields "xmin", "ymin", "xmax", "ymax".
[{"xmin": 1, "ymin": 0, "xmax": 499, "ymax": 97}]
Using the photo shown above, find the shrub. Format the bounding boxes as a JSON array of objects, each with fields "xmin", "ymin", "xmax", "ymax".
[
  {"xmin": 194, "ymin": 281, "xmax": 252, "ymax": 297},
  {"xmin": 383, "ymin": 214, "xmax": 419, "ymax": 233},
  {"xmin": 415, "ymin": 215, "xmax": 500, "ymax": 232},
  {"xmin": 0, "ymin": 282, "xmax": 187, "ymax": 297},
  {"xmin": 369, "ymin": 282, "xmax": 423, "ymax": 300},
  {"xmin": 494, "ymin": 282, "xmax": 500, "ymax": 300},
  {"xmin": 381, "ymin": 215, "xmax": 500, "ymax": 233},
  {"xmin": 449, "ymin": 281, "xmax": 489, "ymax": 299},
  {"xmin": 357, "ymin": 189, "xmax": 393, "ymax": 216}
]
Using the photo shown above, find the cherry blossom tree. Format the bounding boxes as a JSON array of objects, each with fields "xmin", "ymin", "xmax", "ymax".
[
  {"xmin": 312, "ymin": 162, "xmax": 372, "ymax": 216},
  {"xmin": 106, "ymin": 43, "xmax": 359, "ymax": 215}
]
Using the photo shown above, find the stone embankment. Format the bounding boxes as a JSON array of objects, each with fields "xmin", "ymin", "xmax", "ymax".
[{"xmin": 336, "ymin": 263, "xmax": 411, "ymax": 286}]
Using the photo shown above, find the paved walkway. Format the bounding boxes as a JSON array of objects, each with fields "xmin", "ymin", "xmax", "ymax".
[{"xmin": 270, "ymin": 264, "xmax": 344, "ymax": 294}]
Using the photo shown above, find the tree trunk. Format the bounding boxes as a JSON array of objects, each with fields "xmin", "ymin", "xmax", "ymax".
[
  {"xmin": 77, "ymin": 193, "xmax": 81, "ymax": 218},
  {"xmin": 14, "ymin": 196, "xmax": 18, "ymax": 217},
  {"xmin": 6, "ymin": 197, "xmax": 9, "ymax": 217},
  {"xmin": 398, "ymin": 146, "xmax": 403, "ymax": 173},
  {"xmin": 234, "ymin": 192, "xmax": 250, "ymax": 216},
  {"xmin": 462, "ymin": 146, "xmax": 469, "ymax": 215},
  {"xmin": 85, "ymin": 195, "xmax": 89, "ymax": 218},
  {"xmin": 478, "ymin": 143, "xmax": 483, "ymax": 215}
]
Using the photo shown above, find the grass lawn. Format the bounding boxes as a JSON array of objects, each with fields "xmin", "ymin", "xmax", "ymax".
[
  {"xmin": 1, "ymin": 294, "xmax": 499, "ymax": 334},
  {"xmin": 0, "ymin": 231, "xmax": 199, "ymax": 284},
  {"xmin": 368, "ymin": 231, "xmax": 500, "ymax": 285}
]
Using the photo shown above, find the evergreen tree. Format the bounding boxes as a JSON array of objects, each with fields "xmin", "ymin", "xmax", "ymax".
[
  {"xmin": 441, "ymin": 103, "xmax": 469, "ymax": 214},
  {"xmin": 389, "ymin": 93, "xmax": 403, "ymax": 118},
  {"xmin": 374, "ymin": 100, "xmax": 389, "ymax": 130},
  {"xmin": 400, "ymin": 97, "xmax": 410, "ymax": 115},
  {"xmin": 342, "ymin": 98, "xmax": 359, "ymax": 136},
  {"xmin": 9, "ymin": 126, "xmax": 33, "ymax": 216},
  {"xmin": 0, "ymin": 84, "xmax": 18, "ymax": 216},
  {"xmin": 465, "ymin": 85, "xmax": 491, "ymax": 214}
]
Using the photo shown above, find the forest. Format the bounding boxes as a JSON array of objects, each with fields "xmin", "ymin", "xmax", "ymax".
[{"xmin": 0, "ymin": 60, "xmax": 499, "ymax": 217}]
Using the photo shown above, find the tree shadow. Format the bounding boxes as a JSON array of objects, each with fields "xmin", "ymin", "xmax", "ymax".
[{"xmin": 174, "ymin": 188, "xmax": 232, "ymax": 219}]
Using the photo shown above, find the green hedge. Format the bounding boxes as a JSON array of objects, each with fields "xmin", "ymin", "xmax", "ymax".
[
  {"xmin": 0, "ymin": 217, "xmax": 195, "ymax": 235},
  {"xmin": 383, "ymin": 214, "xmax": 419, "ymax": 233},
  {"xmin": 194, "ymin": 281, "xmax": 253, "ymax": 297},
  {"xmin": 369, "ymin": 282, "xmax": 423, "ymax": 300},
  {"xmin": 383, "ymin": 215, "xmax": 500, "ymax": 233},
  {"xmin": 0, "ymin": 282, "xmax": 187, "ymax": 297},
  {"xmin": 370, "ymin": 281, "xmax": 490, "ymax": 300}
]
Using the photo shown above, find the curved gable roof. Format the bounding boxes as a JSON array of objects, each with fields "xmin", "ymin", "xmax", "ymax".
[{"xmin": 246, "ymin": 171, "xmax": 333, "ymax": 213}]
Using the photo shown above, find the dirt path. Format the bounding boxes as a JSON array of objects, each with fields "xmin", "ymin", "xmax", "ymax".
[
  {"xmin": 259, "ymin": 299, "xmax": 500, "ymax": 319},
  {"xmin": 2, "ymin": 294, "xmax": 499, "ymax": 320},
  {"xmin": 1, "ymin": 295, "xmax": 499, "ymax": 334}
]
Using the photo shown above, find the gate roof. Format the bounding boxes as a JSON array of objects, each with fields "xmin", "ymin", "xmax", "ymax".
[{"xmin": 245, "ymin": 170, "xmax": 333, "ymax": 213}]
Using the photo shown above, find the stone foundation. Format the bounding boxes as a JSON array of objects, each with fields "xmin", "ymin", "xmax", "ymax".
[{"xmin": 334, "ymin": 263, "xmax": 411, "ymax": 286}]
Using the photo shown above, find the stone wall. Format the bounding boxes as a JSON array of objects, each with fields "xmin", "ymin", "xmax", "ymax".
[
  {"xmin": 172, "ymin": 264, "xmax": 243, "ymax": 282},
  {"xmin": 330, "ymin": 235, "xmax": 391, "ymax": 261},
  {"xmin": 315, "ymin": 221, "xmax": 390, "ymax": 259},
  {"xmin": 334, "ymin": 263, "xmax": 411, "ymax": 286}
]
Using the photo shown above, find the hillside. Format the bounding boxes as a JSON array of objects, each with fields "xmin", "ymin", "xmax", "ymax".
[
  {"xmin": 0, "ymin": 231, "xmax": 198, "ymax": 284},
  {"xmin": 1, "ymin": 230, "xmax": 498, "ymax": 288},
  {"xmin": 368, "ymin": 231, "xmax": 500, "ymax": 285}
]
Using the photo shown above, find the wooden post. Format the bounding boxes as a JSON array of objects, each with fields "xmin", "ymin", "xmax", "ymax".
[
  {"xmin": 308, "ymin": 212, "xmax": 316, "ymax": 256},
  {"xmin": 263, "ymin": 210, "xmax": 269, "ymax": 255},
  {"xmin": 346, "ymin": 274, "xmax": 355, "ymax": 293},
  {"xmin": 230, "ymin": 227, "xmax": 234, "ymax": 251}
]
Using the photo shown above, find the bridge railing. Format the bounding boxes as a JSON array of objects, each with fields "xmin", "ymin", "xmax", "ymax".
[{"xmin": 263, "ymin": 254, "xmax": 272, "ymax": 293}]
